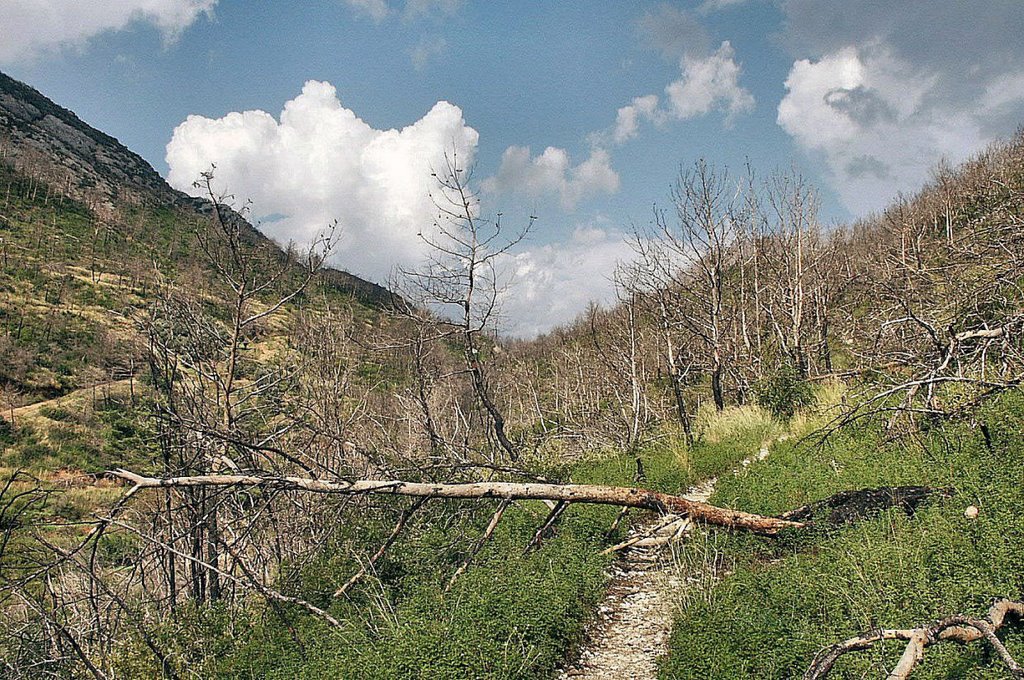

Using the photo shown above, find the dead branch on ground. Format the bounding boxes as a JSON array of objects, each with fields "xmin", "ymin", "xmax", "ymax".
[{"xmin": 805, "ymin": 598, "xmax": 1024, "ymax": 680}]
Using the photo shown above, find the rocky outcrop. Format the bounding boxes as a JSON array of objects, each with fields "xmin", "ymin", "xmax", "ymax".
[{"xmin": 0, "ymin": 71, "xmax": 173, "ymax": 207}]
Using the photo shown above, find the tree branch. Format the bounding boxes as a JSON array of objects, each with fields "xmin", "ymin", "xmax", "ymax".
[{"xmin": 805, "ymin": 598, "xmax": 1024, "ymax": 679}]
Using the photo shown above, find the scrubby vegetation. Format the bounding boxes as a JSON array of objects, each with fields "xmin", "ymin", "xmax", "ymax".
[
  {"xmin": 2, "ymin": 71, "xmax": 1024, "ymax": 679},
  {"xmin": 113, "ymin": 450, "xmax": 656, "ymax": 679},
  {"xmin": 661, "ymin": 391, "xmax": 1024, "ymax": 679},
  {"xmin": 104, "ymin": 411, "xmax": 786, "ymax": 679}
]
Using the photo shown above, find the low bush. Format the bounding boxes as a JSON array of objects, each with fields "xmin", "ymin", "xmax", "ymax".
[{"xmin": 754, "ymin": 362, "xmax": 814, "ymax": 420}]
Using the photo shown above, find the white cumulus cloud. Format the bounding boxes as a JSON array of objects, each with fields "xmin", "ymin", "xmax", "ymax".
[
  {"xmin": 776, "ymin": 43, "xmax": 1021, "ymax": 214},
  {"xmin": 666, "ymin": 41, "xmax": 755, "ymax": 121},
  {"xmin": 604, "ymin": 41, "xmax": 755, "ymax": 146},
  {"xmin": 483, "ymin": 145, "xmax": 620, "ymax": 211},
  {"xmin": 165, "ymin": 80, "xmax": 479, "ymax": 284},
  {"xmin": 775, "ymin": 2, "xmax": 1024, "ymax": 215},
  {"xmin": 498, "ymin": 225, "xmax": 633, "ymax": 338},
  {"xmin": 0, "ymin": 0, "xmax": 215, "ymax": 64},
  {"xmin": 613, "ymin": 94, "xmax": 663, "ymax": 144}
]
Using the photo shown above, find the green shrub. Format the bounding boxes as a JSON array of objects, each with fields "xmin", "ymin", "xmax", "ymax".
[
  {"xmin": 754, "ymin": 363, "xmax": 814, "ymax": 420},
  {"xmin": 0, "ymin": 417, "xmax": 15, "ymax": 446},
  {"xmin": 38, "ymin": 405, "xmax": 76, "ymax": 422},
  {"xmin": 97, "ymin": 531, "xmax": 140, "ymax": 566}
]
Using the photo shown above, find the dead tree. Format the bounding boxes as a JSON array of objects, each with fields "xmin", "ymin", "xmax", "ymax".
[
  {"xmin": 584, "ymin": 278, "xmax": 654, "ymax": 451},
  {"xmin": 142, "ymin": 169, "xmax": 334, "ymax": 603},
  {"xmin": 619, "ymin": 248, "xmax": 694, "ymax": 443},
  {"xmin": 753, "ymin": 170, "xmax": 822, "ymax": 378},
  {"xmin": 399, "ymin": 152, "xmax": 532, "ymax": 462},
  {"xmin": 832, "ymin": 138, "xmax": 1024, "ymax": 426},
  {"xmin": 632, "ymin": 160, "xmax": 740, "ymax": 411}
]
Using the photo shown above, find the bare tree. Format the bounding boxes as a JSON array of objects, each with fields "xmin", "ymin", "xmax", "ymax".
[
  {"xmin": 632, "ymin": 160, "xmax": 740, "ymax": 411},
  {"xmin": 398, "ymin": 152, "xmax": 532, "ymax": 462},
  {"xmin": 142, "ymin": 169, "xmax": 334, "ymax": 603}
]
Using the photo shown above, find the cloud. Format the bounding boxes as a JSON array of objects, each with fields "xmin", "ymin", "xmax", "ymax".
[
  {"xmin": 341, "ymin": 0, "xmax": 390, "ymax": 21},
  {"xmin": 166, "ymin": 81, "xmax": 625, "ymax": 337},
  {"xmin": 410, "ymin": 35, "xmax": 447, "ymax": 71},
  {"xmin": 341, "ymin": 0, "xmax": 461, "ymax": 22},
  {"xmin": 981, "ymin": 72, "xmax": 1024, "ymax": 113},
  {"xmin": 665, "ymin": 41, "xmax": 755, "ymax": 121},
  {"xmin": 636, "ymin": 4, "xmax": 709, "ymax": 61},
  {"xmin": 777, "ymin": 0, "xmax": 1024, "ymax": 78},
  {"xmin": 612, "ymin": 95, "xmax": 663, "ymax": 144},
  {"xmin": 603, "ymin": 41, "xmax": 755, "ymax": 145},
  {"xmin": 773, "ymin": 1, "xmax": 1024, "ymax": 214},
  {"xmin": 483, "ymin": 146, "xmax": 620, "ymax": 211},
  {"xmin": 698, "ymin": 0, "xmax": 751, "ymax": 12},
  {"xmin": 165, "ymin": 80, "xmax": 480, "ymax": 284},
  {"xmin": 0, "ymin": 0, "xmax": 215, "ymax": 64},
  {"xmin": 498, "ymin": 225, "xmax": 633, "ymax": 337},
  {"xmin": 777, "ymin": 42, "xmax": 1023, "ymax": 214},
  {"xmin": 631, "ymin": 6, "xmax": 754, "ymax": 134}
]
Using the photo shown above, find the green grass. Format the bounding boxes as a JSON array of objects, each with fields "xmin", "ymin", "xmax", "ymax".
[
  {"xmin": 109, "ymin": 419, "xmax": 781, "ymax": 679},
  {"xmin": 1, "ymin": 397, "xmax": 156, "ymax": 473},
  {"xmin": 659, "ymin": 391, "xmax": 1024, "ymax": 679},
  {"xmin": 113, "ymin": 485, "xmax": 621, "ymax": 679}
]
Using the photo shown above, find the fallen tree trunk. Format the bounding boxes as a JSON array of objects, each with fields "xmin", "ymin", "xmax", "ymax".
[{"xmin": 109, "ymin": 469, "xmax": 804, "ymax": 535}]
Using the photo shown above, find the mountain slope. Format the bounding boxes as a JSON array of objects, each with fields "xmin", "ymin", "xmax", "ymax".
[
  {"xmin": 0, "ymin": 70, "xmax": 394, "ymax": 308},
  {"xmin": 0, "ymin": 71, "xmax": 172, "ymax": 207},
  {"xmin": 0, "ymin": 69, "xmax": 398, "ymax": 471}
]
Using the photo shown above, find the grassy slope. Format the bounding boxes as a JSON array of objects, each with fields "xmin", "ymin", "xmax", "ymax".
[
  {"xmin": 0, "ymin": 159, "xmax": 392, "ymax": 523},
  {"xmin": 660, "ymin": 392, "xmax": 1024, "ymax": 679},
  {"xmin": 109, "ymin": 414, "xmax": 778, "ymax": 679}
]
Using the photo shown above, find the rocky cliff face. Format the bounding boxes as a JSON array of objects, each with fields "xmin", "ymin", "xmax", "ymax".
[{"xmin": 0, "ymin": 71, "xmax": 176, "ymax": 209}]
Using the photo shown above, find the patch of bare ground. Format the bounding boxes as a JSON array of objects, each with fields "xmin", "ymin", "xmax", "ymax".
[{"xmin": 558, "ymin": 441, "xmax": 777, "ymax": 680}]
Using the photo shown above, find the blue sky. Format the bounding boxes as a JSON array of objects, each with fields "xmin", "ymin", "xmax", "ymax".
[{"xmin": 3, "ymin": 1, "xmax": 1024, "ymax": 335}]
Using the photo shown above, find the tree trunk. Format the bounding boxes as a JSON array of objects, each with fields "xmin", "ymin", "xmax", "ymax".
[
  {"xmin": 112, "ymin": 469, "xmax": 803, "ymax": 535},
  {"xmin": 711, "ymin": 361, "xmax": 725, "ymax": 411}
]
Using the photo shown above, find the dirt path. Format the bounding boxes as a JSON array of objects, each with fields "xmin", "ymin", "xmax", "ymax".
[
  {"xmin": 557, "ymin": 441, "xmax": 777, "ymax": 680},
  {"xmin": 9, "ymin": 378, "xmax": 135, "ymax": 422}
]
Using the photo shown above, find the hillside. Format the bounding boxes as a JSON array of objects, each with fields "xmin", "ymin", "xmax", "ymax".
[
  {"xmin": 0, "ymin": 71, "xmax": 394, "ymax": 307},
  {"xmin": 0, "ymin": 70, "xmax": 398, "ymax": 402},
  {"xmin": 0, "ymin": 70, "xmax": 1023, "ymax": 680}
]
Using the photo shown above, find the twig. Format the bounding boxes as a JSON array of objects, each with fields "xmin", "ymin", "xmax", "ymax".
[
  {"xmin": 334, "ymin": 497, "xmax": 428, "ymax": 597},
  {"xmin": 523, "ymin": 500, "xmax": 569, "ymax": 555},
  {"xmin": 444, "ymin": 497, "xmax": 512, "ymax": 593}
]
